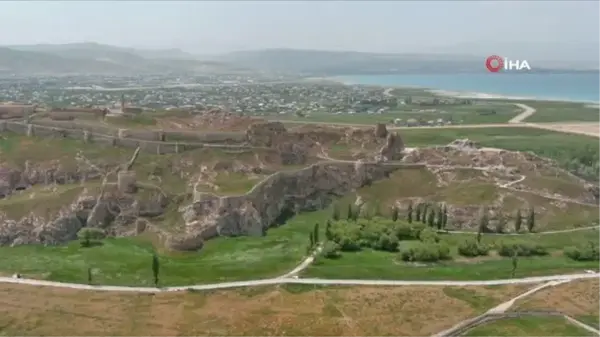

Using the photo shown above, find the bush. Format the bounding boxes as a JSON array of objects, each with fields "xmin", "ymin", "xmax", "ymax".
[
  {"xmin": 458, "ymin": 240, "xmax": 490, "ymax": 257},
  {"xmin": 564, "ymin": 241, "xmax": 599, "ymax": 261},
  {"xmin": 375, "ymin": 234, "xmax": 399, "ymax": 252},
  {"xmin": 419, "ymin": 227, "xmax": 440, "ymax": 243},
  {"xmin": 498, "ymin": 241, "xmax": 548, "ymax": 257},
  {"xmin": 321, "ymin": 241, "xmax": 342, "ymax": 259},
  {"xmin": 395, "ymin": 222, "xmax": 426, "ymax": 240},
  {"xmin": 400, "ymin": 242, "xmax": 451, "ymax": 262},
  {"xmin": 338, "ymin": 235, "xmax": 362, "ymax": 252}
]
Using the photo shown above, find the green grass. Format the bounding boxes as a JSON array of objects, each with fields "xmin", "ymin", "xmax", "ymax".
[
  {"xmin": 576, "ymin": 315, "xmax": 600, "ymax": 330},
  {"xmin": 0, "ymin": 208, "xmax": 327, "ymax": 287},
  {"xmin": 269, "ymin": 102, "xmax": 519, "ymax": 125},
  {"xmin": 519, "ymin": 101, "xmax": 599, "ymax": 123},
  {"xmin": 463, "ymin": 315, "xmax": 594, "ymax": 336},
  {"xmin": 303, "ymin": 228, "xmax": 599, "ymax": 281}
]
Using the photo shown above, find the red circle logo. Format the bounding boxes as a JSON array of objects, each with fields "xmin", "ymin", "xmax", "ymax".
[{"xmin": 485, "ymin": 55, "xmax": 504, "ymax": 73}]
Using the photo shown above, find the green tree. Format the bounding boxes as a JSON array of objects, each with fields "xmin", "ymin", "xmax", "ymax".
[
  {"xmin": 415, "ymin": 203, "xmax": 422, "ymax": 222},
  {"xmin": 436, "ymin": 206, "xmax": 443, "ymax": 230},
  {"xmin": 152, "ymin": 253, "xmax": 160, "ymax": 287},
  {"xmin": 309, "ymin": 231, "xmax": 314, "ymax": 247},
  {"xmin": 514, "ymin": 210, "xmax": 522, "ymax": 233},
  {"xmin": 511, "ymin": 251, "xmax": 518, "ymax": 278},
  {"xmin": 347, "ymin": 204, "xmax": 354, "ymax": 221},
  {"xmin": 422, "ymin": 204, "xmax": 429, "ymax": 224},
  {"xmin": 526, "ymin": 207, "xmax": 535, "ymax": 233},
  {"xmin": 332, "ymin": 204, "xmax": 340, "ymax": 221},
  {"xmin": 391, "ymin": 206, "xmax": 399, "ymax": 222},
  {"xmin": 406, "ymin": 203, "xmax": 413, "ymax": 223},
  {"xmin": 77, "ymin": 227, "xmax": 106, "ymax": 248},
  {"xmin": 427, "ymin": 209, "xmax": 435, "ymax": 227},
  {"xmin": 325, "ymin": 220, "xmax": 333, "ymax": 241},
  {"xmin": 313, "ymin": 223, "xmax": 320, "ymax": 243},
  {"xmin": 441, "ymin": 205, "xmax": 448, "ymax": 230},
  {"xmin": 87, "ymin": 267, "xmax": 93, "ymax": 285},
  {"xmin": 478, "ymin": 206, "xmax": 489, "ymax": 234}
]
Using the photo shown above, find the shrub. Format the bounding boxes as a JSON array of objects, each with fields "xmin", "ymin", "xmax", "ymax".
[
  {"xmin": 338, "ymin": 235, "xmax": 362, "ymax": 252},
  {"xmin": 321, "ymin": 241, "xmax": 342, "ymax": 259},
  {"xmin": 375, "ymin": 234, "xmax": 399, "ymax": 252},
  {"xmin": 400, "ymin": 242, "xmax": 451, "ymax": 262},
  {"xmin": 564, "ymin": 241, "xmax": 599, "ymax": 261},
  {"xmin": 394, "ymin": 222, "xmax": 425, "ymax": 240},
  {"xmin": 419, "ymin": 227, "xmax": 440, "ymax": 243},
  {"xmin": 458, "ymin": 240, "xmax": 490, "ymax": 257},
  {"xmin": 498, "ymin": 241, "xmax": 548, "ymax": 257}
]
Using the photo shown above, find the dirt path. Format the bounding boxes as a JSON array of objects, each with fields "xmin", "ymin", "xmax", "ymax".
[{"xmin": 508, "ymin": 103, "xmax": 537, "ymax": 124}]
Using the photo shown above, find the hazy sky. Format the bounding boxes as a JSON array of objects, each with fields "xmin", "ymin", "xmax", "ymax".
[{"xmin": 1, "ymin": 1, "xmax": 598, "ymax": 62}]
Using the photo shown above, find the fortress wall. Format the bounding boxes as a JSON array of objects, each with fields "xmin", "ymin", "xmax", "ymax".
[
  {"xmin": 0, "ymin": 122, "xmax": 281, "ymax": 154},
  {"xmin": 164, "ymin": 130, "xmax": 247, "ymax": 144}
]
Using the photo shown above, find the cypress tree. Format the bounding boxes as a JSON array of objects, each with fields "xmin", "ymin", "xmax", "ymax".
[
  {"xmin": 325, "ymin": 220, "xmax": 333, "ymax": 241},
  {"xmin": 427, "ymin": 209, "xmax": 435, "ymax": 227},
  {"xmin": 415, "ymin": 203, "xmax": 422, "ymax": 222},
  {"xmin": 391, "ymin": 206, "xmax": 399, "ymax": 222},
  {"xmin": 406, "ymin": 203, "xmax": 413, "ymax": 223},
  {"xmin": 515, "ymin": 209, "xmax": 522, "ymax": 233},
  {"xmin": 332, "ymin": 204, "xmax": 340, "ymax": 221},
  {"xmin": 526, "ymin": 207, "xmax": 535, "ymax": 233},
  {"xmin": 436, "ymin": 206, "xmax": 443, "ymax": 230},
  {"xmin": 87, "ymin": 267, "xmax": 93, "ymax": 285},
  {"xmin": 441, "ymin": 205, "xmax": 448, "ymax": 229},
  {"xmin": 313, "ymin": 223, "xmax": 320, "ymax": 243},
  {"xmin": 347, "ymin": 204, "xmax": 354, "ymax": 221},
  {"xmin": 152, "ymin": 253, "xmax": 160, "ymax": 287},
  {"xmin": 421, "ymin": 204, "xmax": 429, "ymax": 224}
]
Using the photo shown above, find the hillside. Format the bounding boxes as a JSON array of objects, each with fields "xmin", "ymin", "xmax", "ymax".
[
  {"xmin": 0, "ymin": 43, "xmax": 244, "ymax": 75},
  {"xmin": 217, "ymin": 48, "xmax": 482, "ymax": 75}
]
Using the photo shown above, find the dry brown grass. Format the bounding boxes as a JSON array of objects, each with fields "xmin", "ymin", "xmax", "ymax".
[
  {"xmin": 513, "ymin": 278, "xmax": 600, "ymax": 317},
  {"xmin": 0, "ymin": 283, "xmax": 530, "ymax": 336}
]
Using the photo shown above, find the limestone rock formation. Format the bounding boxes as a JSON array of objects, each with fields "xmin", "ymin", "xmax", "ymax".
[
  {"xmin": 177, "ymin": 161, "xmax": 398, "ymax": 251},
  {"xmin": 378, "ymin": 132, "xmax": 405, "ymax": 161}
]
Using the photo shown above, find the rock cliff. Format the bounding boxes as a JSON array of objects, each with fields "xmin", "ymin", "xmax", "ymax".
[{"xmin": 170, "ymin": 161, "xmax": 399, "ymax": 251}]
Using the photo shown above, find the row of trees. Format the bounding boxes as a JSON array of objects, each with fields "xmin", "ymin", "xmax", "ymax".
[{"xmin": 331, "ymin": 201, "xmax": 537, "ymax": 235}]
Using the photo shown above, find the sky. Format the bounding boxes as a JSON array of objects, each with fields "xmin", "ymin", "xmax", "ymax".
[{"xmin": 0, "ymin": 1, "xmax": 598, "ymax": 64}]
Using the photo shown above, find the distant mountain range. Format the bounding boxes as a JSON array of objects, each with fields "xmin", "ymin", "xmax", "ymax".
[
  {"xmin": 216, "ymin": 49, "xmax": 599, "ymax": 75},
  {"xmin": 1, "ymin": 43, "xmax": 597, "ymax": 76},
  {"xmin": 0, "ymin": 42, "xmax": 247, "ymax": 75}
]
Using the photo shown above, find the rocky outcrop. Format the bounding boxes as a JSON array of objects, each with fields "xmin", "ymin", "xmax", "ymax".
[
  {"xmin": 0, "ymin": 185, "xmax": 168, "ymax": 247},
  {"xmin": 0, "ymin": 163, "xmax": 103, "ymax": 198},
  {"xmin": 378, "ymin": 132, "xmax": 405, "ymax": 161},
  {"xmin": 175, "ymin": 161, "xmax": 399, "ymax": 251}
]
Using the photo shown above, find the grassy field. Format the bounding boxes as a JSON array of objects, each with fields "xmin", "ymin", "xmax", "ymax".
[
  {"xmin": 463, "ymin": 316, "xmax": 594, "ymax": 336},
  {"xmin": 513, "ymin": 278, "xmax": 599, "ymax": 329},
  {"xmin": 517, "ymin": 100, "xmax": 599, "ymax": 123},
  {"xmin": 0, "ymin": 208, "xmax": 328, "ymax": 286},
  {"xmin": 303, "ymin": 229, "xmax": 599, "ymax": 281},
  {"xmin": 400, "ymin": 126, "xmax": 598, "ymax": 150},
  {"xmin": 0, "ymin": 282, "xmax": 531, "ymax": 336},
  {"xmin": 270, "ymin": 102, "xmax": 520, "ymax": 125}
]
